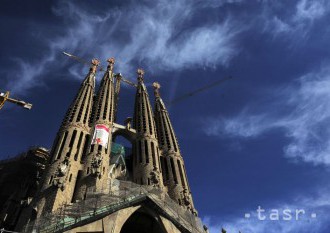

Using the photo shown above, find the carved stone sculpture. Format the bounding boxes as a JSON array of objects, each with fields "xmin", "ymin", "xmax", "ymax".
[
  {"xmin": 91, "ymin": 152, "xmax": 103, "ymax": 178},
  {"xmin": 150, "ymin": 168, "xmax": 160, "ymax": 187},
  {"xmin": 53, "ymin": 157, "xmax": 70, "ymax": 190},
  {"xmin": 181, "ymin": 188, "xmax": 191, "ymax": 206}
]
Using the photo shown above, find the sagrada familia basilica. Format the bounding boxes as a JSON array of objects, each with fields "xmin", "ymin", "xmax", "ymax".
[{"xmin": 0, "ymin": 58, "xmax": 209, "ymax": 233}]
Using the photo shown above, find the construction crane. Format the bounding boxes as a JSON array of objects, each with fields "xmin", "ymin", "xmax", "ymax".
[
  {"xmin": 62, "ymin": 52, "xmax": 137, "ymax": 88},
  {"xmin": 63, "ymin": 52, "xmax": 232, "ymax": 108},
  {"xmin": 63, "ymin": 52, "xmax": 138, "ymax": 122},
  {"xmin": 0, "ymin": 91, "xmax": 32, "ymax": 110},
  {"xmin": 168, "ymin": 76, "xmax": 232, "ymax": 106}
]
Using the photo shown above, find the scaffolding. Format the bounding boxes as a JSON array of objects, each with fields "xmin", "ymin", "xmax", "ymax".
[{"xmin": 23, "ymin": 180, "xmax": 205, "ymax": 233}]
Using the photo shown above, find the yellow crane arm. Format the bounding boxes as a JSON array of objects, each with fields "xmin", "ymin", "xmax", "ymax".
[
  {"xmin": 121, "ymin": 78, "xmax": 137, "ymax": 88},
  {"xmin": 0, "ymin": 91, "xmax": 9, "ymax": 109},
  {"xmin": 0, "ymin": 91, "xmax": 32, "ymax": 110}
]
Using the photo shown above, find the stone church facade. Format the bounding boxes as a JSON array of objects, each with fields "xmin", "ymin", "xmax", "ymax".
[{"xmin": 1, "ymin": 59, "xmax": 208, "ymax": 233}]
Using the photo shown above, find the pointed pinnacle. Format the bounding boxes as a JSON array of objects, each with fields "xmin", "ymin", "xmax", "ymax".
[
  {"xmin": 91, "ymin": 59, "xmax": 100, "ymax": 73},
  {"xmin": 107, "ymin": 57, "xmax": 115, "ymax": 71},
  {"xmin": 107, "ymin": 57, "xmax": 115, "ymax": 64},
  {"xmin": 137, "ymin": 68, "xmax": 145, "ymax": 82},
  {"xmin": 152, "ymin": 82, "xmax": 161, "ymax": 98}
]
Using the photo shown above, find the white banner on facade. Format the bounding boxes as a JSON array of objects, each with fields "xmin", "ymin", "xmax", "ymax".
[{"xmin": 91, "ymin": 124, "xmax": 110, "ymax": 148}]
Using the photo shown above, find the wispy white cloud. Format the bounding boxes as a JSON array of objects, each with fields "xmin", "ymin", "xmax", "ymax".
[
  {"xmin": 295, "ymin": 0, "xmax": 327, "ymax": 21},
  {"xmin": 204, "ymin": 64, "xmax": 330, "ymax": 166},
  {"xmin": 263, "ymin": 0, "xmax": 330, "ymax": 38},
  {"xmin": 205, "ymin": 111, "xmax": 280, "ymax": 138},
  {"xmin": 5, "ymin": 0, "xmax": 244, "ymax": 94}
]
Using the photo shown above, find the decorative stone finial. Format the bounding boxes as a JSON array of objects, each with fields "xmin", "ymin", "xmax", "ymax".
[
  {"xmin": 107, "ymin": 57, "xmax": 115, "ymax": 64},
  {"xmin": 137, "ymin": 68, "xmax": 145, "ymax": 82},
  {"xmin": 91, "ymin": 59, "xmax": 100, "ymax": 73},
  {"xmin": 107, "ymin": 57, "xmax": 115, "ymax": 71},
  {"xmin": 152, "ymin": 82, "xmax": 161, "ymax": 97}
]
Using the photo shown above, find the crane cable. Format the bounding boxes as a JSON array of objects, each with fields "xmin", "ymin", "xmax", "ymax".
[
  {"xmin": 63, "ymin": 52, "xmax": 136, "ymax": 87},
  {"xmin": 169, "ymin": 76, "xmax": 232, "ymax": 106}
]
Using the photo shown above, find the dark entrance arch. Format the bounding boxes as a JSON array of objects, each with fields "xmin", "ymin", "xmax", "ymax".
[{"xmin": 120, "ymin": 211, "xmax": 166, "ymax": 233}]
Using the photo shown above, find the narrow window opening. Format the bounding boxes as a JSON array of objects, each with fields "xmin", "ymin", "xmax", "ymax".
[
  {"xmin": 83, "ymin": 91, "xmax": 93, "ymax": 124},
  {"xmin": 75, "ymin": 132, "xmax": 84, "ymax": 161},
  {"xmin": 157, "ymin": 148, "xmax": 161, "ymax": 172},
  {"xmin": 69, "ymin": 130, "xmax": 77, "ymax": 148},
  {"xmin": 183, "ymin": 164, "xmax": 190, "ymax": 192},
  {"xmin": 57, "ymin": 131, "xmax": 68, "ymax": 160},
  {"xmin": 146, "ymin": 102, "xmax": 153, "ymax": 135},
  {"xmin": 170, "ymin": 158, "xmax": 178, "ymax": 184},
  {"xmin": 49, "ymin": 176, "xmax": 53, "ymax": 185},
  {"xmin": 69, "ymin": 173, "xmax": 72, "ymax": 182},
  {"xmin": 139, "ymin": 141, "xmax": 142, "ymax": 163},
  {"xmin": 134, "ymin": 143, "xmax": 138, "ymax": 165},
  {"xmin": 151, "ymin": 142, "xmax": 156, "ymax": 167},
  {"xmin": 145, "ymin": 140, "xmax": 149, "ymax": 164},
  {"xmin": 81, "ymin": 135, "xmax": 90, "ymax": 161},
  {"xmin": 166, "ymin": 115, "xmax": 178, "ymax": 152},
  {"xmin": 77, "ymin": 88, "xmax": 88, "ymax": 122},
  {"xmin": 163, "ymin": 157, "xmax": 169, "ymax": 181},
  {"xmin": 178, "ymin": 160, "xmax": 185, "ymax": 187},
  {"xmin": 50, "ymin": 136, "xmax": 60, "ymax": 160}
]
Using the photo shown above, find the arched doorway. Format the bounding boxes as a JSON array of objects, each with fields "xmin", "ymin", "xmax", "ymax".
[{"xmin": 120, "ymin": 211, "xmax": 166, "ymax": 233}]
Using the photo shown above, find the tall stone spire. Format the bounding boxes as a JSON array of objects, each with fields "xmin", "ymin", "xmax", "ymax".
[
  {"xmin": 36, "ymin": 59, "xmax": 99, "ymax": 215},
  {"xmin": 74, "ymin": 58, "xmax": 116, "ymax": 200},
  {"xmin": 132, "ymin": 69, "xmax": 163, "ymax": 188},
  {"xmin": 153, "ymin": 82, "xmax": 196, "ymax": 215}
]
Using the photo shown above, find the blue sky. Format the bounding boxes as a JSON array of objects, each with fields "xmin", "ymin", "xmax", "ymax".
[{"xmin": 1, "ymin": 0, "xmax": 330, "ymax": 232}]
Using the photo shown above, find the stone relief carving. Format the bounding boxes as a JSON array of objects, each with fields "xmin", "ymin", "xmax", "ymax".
[
  {"xmin": 150, "ymin": 168, "xmax": 160, "ymax": 187},
  {"xmin": 53, "ymin": 157, "xmax": 70, "ymax": 190},
  {"xmin": 91, "ymin": 152, "xmax": 103, "ymax": 178},
  {"xmin": 181, "ymin": 188, "xmax": 191, "ymax": 206}
]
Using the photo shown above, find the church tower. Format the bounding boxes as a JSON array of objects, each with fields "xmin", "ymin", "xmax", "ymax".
[
  {"xmin": 36, "ymin": 59, "xmax": 99, "ymax": 215},
  {"xmin": 132, "ymin": 69, "xmax": 163, "ymax": 188},
  {"xmin": 13, "ymin": 61, "xmax": 208, "ymax": 233},
  {"xmin": 74, "ymin": 58, "xmax": 116, "ymax": 200},
  {"xmin": 153, "ymin": 82, "xmax": 197, "ymax": 215}
]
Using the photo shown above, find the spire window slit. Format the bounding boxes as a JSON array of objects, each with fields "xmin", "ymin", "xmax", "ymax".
[
  {"xmin": 145, "ymin": 140, "xmax": 149, "ymax": 164},
  {"xmin": 56, "ymin": 131, "xmax": 68, "ymax": 160},
  {"xmin": 67, "ymin": 130, "xmax": 77, "ymax": 157},
  {"xmin": 76, "ymin": 86, "xmax": 89, "ymax": 122},
  {"xmin": 177, "ymin": 159, "xmax": 186, "ymax": 187},
  {"xmin": 139, "ymin": 141, "xmax": 142, "ymax": 163},
  {"xmin": 75, "ymin": 132, "xmax": 84, "ymax": 161},
  {"xmin": 151, "ymin": 141, "xmax": 156, "ymax": 168},
  {"xmin": 50, "ymin": 135, "xmax": 60, "ymax": 162},
  {"xmin": 81, "ymin": 134, "xmax": 90, "ymax": 161},
  {"xmin": 103, "ymin": 82, "xmax": 110, "ymax": 120},
  {"xmin": 170, "ymin": 157, "xmax": 178, "ymax": 184},
  {"xmin": 166, "ymin": 115, "xmax": 178, "ymax": 152},
  {"xmin": 146, "ymin": 101, "xmax": 153, "ymax": 135},
  {"xmin": 83, "ymin": 90, "xmax": 93, "ymax": 124}
]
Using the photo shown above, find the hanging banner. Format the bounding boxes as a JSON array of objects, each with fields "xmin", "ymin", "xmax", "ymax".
[{"xmin": 91, "ymin": 124, "xmax": 110, "ymax": 148}]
